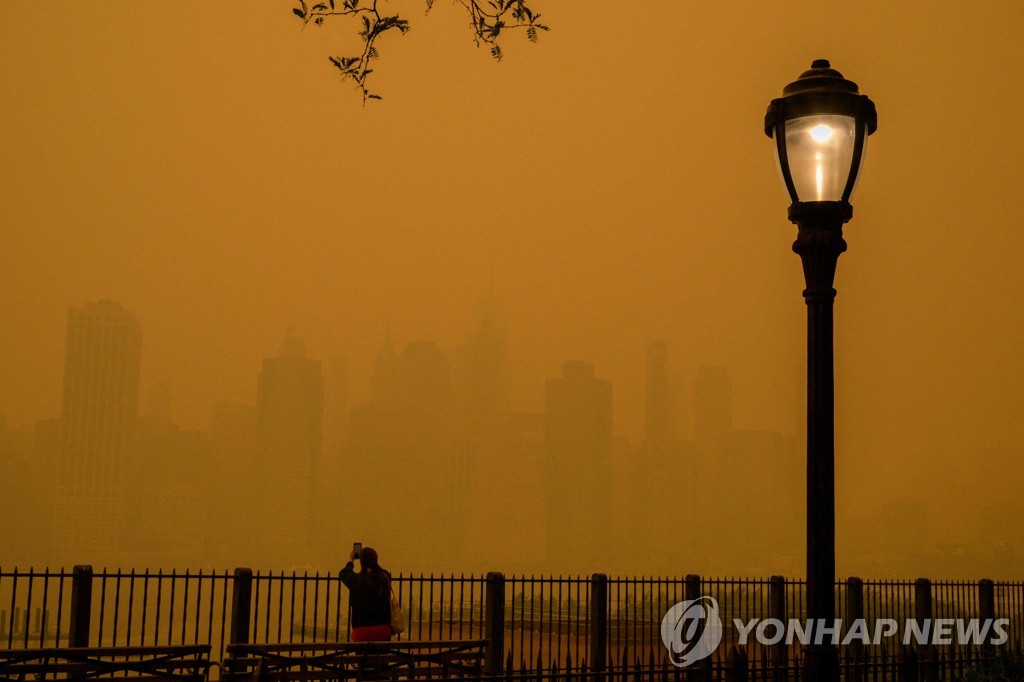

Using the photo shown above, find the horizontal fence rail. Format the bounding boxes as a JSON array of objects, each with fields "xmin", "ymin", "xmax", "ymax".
[{"xmin": 2, "ymin": 567, "xmax": 1022, "ymax": 680}]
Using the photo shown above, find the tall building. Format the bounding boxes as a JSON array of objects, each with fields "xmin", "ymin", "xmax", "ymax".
[
  {"xmin": 125, "ymin": 423, "xmax": 213, "ymax": 567},
  {"xmin": 55, "ymin": 300, "xmax": 141, "ymax": 564},
  {"xmin": 694, "ymin": 365, "xmax": 732, "ymax": 449},
  {"xmin": 370, "ymin": 327, "xmax": 399, "ymax": 409},
  {"xmin": 453, "ymin": 314, "xmax": 514, "ymax": 570},
  {"xmin": 344, "ymin": 334, "xmax": 461, "ymax": 570},
  {"xmin": 645, "ymin": 342, "xmax": 671, "ymax": 449},
  {"xmin": 256, "ymin": 333, "xmax": 324, "ymax": 568},
  {"xmin": 544, "ymin": 361, "xmax": 612, "ymax": 571},
  {"xmin": 324, "ymin": 355, "xmax": 349, "ymax": 464},
  {"xmin": 210, "ymin": 402, "xmax": 259, "ymax": 565},
  {"xmin": 452, "ymin": 314, "xmax": 509, "ymax": 440},
  {"xmin": 0, "ymin": 418, "xmax": 46, "ymax": 564}
]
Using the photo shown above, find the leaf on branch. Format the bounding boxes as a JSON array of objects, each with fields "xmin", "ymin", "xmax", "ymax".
[
  {"xmin": 490, "ymin": 44, "xmax": 503, "ymax": 61},
  {"xmin": 293, "ymin": 7, "xmax": 306, "ymax": 19}
]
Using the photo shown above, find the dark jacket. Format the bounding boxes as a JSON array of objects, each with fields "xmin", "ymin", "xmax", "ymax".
[{"xmin": 341, "ymin": 562, "xmax": 391, "ymax": 628}]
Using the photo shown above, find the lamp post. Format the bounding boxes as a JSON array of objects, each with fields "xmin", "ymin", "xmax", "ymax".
[{"xmin": 764, "ymin": 60, "xmax": 877, "ymax": 681}]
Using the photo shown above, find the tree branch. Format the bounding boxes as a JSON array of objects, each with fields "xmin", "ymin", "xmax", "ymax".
[{"xmin": 292, "ymin": 0, "xmax": 548, "ymax": 101}]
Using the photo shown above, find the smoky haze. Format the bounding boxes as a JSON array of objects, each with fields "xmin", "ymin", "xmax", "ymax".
[{"xmin": 1, "ymin": 2, "xmax": 1022, "ymax": 579}]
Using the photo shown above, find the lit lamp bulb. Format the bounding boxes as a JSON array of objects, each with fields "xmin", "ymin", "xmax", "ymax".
[
  {"xmin": 810, "ymin": 124, "xmax": 833, "ymax": 143},
  {"xmin": 781, "ymin": 115, "xmax": 858, "ymax": 201}
]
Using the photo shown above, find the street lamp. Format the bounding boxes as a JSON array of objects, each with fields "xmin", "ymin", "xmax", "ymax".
[{"xmin": 764, "ymin": 59, "xmax": 877, "ymax": 681}]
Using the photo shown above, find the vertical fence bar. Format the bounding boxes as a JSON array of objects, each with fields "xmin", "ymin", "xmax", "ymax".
[
  {"xmin": 97, "ymin": 570, "xmax": 107, "ymax": 646},
  {"xmin": 140, "ymin": 570, "xmax": 149, "ymax": 646},
  {"xmin": 5, "ymin": 565, "xmax": 16, "ymax": 647},
  {"xmin": 590, "ymin": 573, "xmax": 608, "ymax": 673},
  {"xmin": 21, "ymin": 568, "xmax": 34, "ymax": 649},
  {"xmin": 38, "ymin": 569, "xmax": 50, "ymax": 648}
]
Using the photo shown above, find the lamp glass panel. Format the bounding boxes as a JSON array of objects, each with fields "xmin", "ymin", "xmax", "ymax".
[
  {"xmin": 846, "ymin": 122, "xmax": 870, "ymax": 200},
  {"xmin": 781, "ymin": 114, "xmax": 858, "ymax": 201}
]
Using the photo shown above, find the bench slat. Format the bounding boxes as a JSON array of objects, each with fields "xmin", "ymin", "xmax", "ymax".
[
  {"xmin": 223, "ymin": 639, "xmax": 486, "ymax": 681},
  {"xmin": 0, "ymin": 645, "xmax": 212, "ymax": 682}
]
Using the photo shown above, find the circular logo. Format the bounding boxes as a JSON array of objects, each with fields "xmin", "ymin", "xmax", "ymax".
[{"xmin": 660, "ymin": 596, "xmax": 724, "ymax": 667}]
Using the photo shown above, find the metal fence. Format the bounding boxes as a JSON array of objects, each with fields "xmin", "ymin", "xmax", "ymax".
[{"xmin": 2, "ymin": 566, "xmax": 1022, "ymax": 680}]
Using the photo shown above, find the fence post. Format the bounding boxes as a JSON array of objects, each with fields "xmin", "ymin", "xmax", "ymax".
[
  {"xmin": 68, "ymin": 565, "xmax": 93, "ymax": 647},
  {"xmin": 589, "ymin": 573, "xmax": 608, "ymax": 673},
  {"xmin": 725, "ymin": 644, "xmax": 748, "ymax": 682},
  {"xmin": 769, "ymin": 576, "xmax": 787, "ymax": 681},
  {"xmin": 846, "ymin": 577, "xmax": 865, "ymax": 682},
  {"xmin": 684, "ymin": 575, "xmax": 711, "ymax": 682},
  {"xmin": 915, "ymin": 578, "xmax": 935, "ymax": 682},
  {"xmin": 899, "ymin": 644, "xmax": 917, "ymax": 682},
  {"xmin": 979, "ymin": 579, "xmax": 995, "ymax": 661},
  {"xmin": 229, "ymin": 568, "xmax": 253, "ymax": 646},
  {"xmin": 485, "ymin": 571, "xmax": 505, "ymax": 675}
]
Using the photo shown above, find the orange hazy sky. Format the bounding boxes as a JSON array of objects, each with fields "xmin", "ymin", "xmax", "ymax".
[{"xmin": 2, "ymin": 2, "xmax": 1023, "ymax": 518}]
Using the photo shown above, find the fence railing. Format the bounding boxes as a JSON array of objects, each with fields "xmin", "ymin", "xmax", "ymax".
[{"xmin": 2, "ymin": 566, "xmax": 1022, "ymax": 680}]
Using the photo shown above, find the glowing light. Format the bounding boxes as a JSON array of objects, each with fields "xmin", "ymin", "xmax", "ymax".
[{"xmin": 810, "ymin": 124, "xmax": 833, "ymax": 143}]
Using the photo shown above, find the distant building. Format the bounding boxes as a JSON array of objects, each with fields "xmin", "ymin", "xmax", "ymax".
[
  {"xmin": 324, "ymin": 355, "xmax": 349, "ymax": 464},
  {"xmin": 54, "ymin": 300, "xmax": 141, "ymax": 564},
  {"xmin": 627, "ymin": 342, "xmax": 690, "ymax": 573},
  {"xmin": 210, "ymin": 402, "xmax": 259, "ymax": 564},
  {"xmin": 0, "ymin": 418, "xmax": 48, "ymax": 563},
  {"xmin": 645, "ymin": 342, "xmax": 672, "ymax": 449},
  {"xmin": 125, "ymin": 422, "xmax": 213, "ymax": 567},
  {"xmin": 369, "ymin": 327, "xmax": 399, "ymax": 410},
  {"xmin": 452, "ymin": 314, "xmax": 509, "ymax": 441},
  {"xmin": 695, "ymin": 365, "xmax": 732, "ymax": 450},
  {"xmin": 345, "ymin": 332, "xmax": 463, "ymax": 570},
  {"xmin": 256, "ymin": 333, "xmax": 324, "ymax": 569},
  {"xmin": 544, "ymin": 361, "xmax": 612, "ymax": 571}
]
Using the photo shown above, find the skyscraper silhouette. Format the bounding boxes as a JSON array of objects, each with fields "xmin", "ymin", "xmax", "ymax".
[
  {"xmin": 452, "ymin": 314, "xmax": 509, "ymax": 440},
  {"xmin": 55, "ymin": 300, "xmax": 141, "ymax": 564},
  {"xmin": 645, "ymin": 342, "xmax": 671, "ymax": 450},
  {"xmin": 695, "ymin": 365, "xmax": 732, "ymax": 450},
  {"xmin": 256, "ymin": 332, "xmax": 324, "ymax": 568},
  {"xmin": 544, "ymin": 361, "xmax": 612, "ymax": 570},
  {"xmin": 370, "ymin": 326, "xmax": 399, "ymax": 409},
  {"xmin": 345, "ymin": 334, "xmax": 460, "ymax": 569}
]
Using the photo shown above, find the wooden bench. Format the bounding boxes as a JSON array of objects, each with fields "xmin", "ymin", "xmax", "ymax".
[
  {"xmin": 0, "ymin": 644, "xmax": 213, "ymax": 681},
  {"xmin": 223, "ymin": 640, "xmax": 487, "ymax": 681}
]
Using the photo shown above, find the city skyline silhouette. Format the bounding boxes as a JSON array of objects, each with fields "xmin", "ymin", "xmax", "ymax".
[{"xmin": 1, "ymin": 297, "xmax": 1020, "ymax": 582}]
